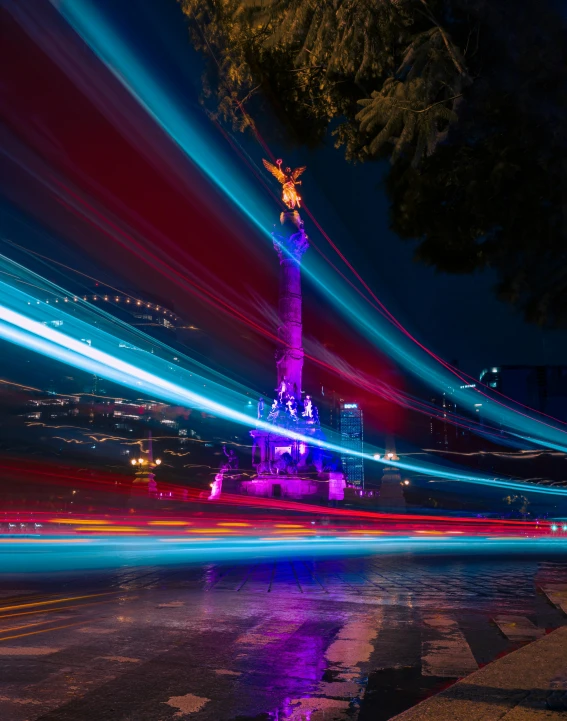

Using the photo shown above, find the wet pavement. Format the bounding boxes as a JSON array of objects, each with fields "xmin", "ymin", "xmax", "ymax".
[{"xmin": 0, "ymin": 554, "xmax": 566, "ymax": 721}]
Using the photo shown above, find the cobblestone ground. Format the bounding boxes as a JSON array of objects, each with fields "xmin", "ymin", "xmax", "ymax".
[{"xmin": 0, "ymin": 555, "xmax": 566, "ymax": 721}]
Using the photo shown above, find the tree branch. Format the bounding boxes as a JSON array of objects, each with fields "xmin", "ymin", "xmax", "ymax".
[
  {"xmin": 391, "ymin": 93, "xmax": 463, "ymax": 113},
  {"xmin": 417, "ymin": 0, "xmax": 468, "ymax": 78},
  {"xmin": 239, "ymin": 84, "xmax": 262, "ymax": 106}
]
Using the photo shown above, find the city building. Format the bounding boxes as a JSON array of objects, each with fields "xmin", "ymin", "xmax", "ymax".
[
  {"xmin": 479, "ymin": 366, "xmax": 567, "ymax": 421},
  {"xmin": 429, "ymin": 392, "xmax": 458, "ymax": 450},
  {"xmin": 429, "ymin": 382, "xmax": 480, "ymax": 452},
  {"xmin": 38, "ymin": 287, "xmax": 193, "ymax": 345},
  {"xmin": 340, "ymin": 402, "xmax": 364, "ymax": 487},
  {"xmin": 0, "ymin": 379, "xmax": 249, "ymax": 488},
  {"xmin": 34, "ymin": 286, "xmax": 210, "ymax": 397},
  {"xmin": 1, "ymin": 282, "xmax": 252, "ymax": 496}
]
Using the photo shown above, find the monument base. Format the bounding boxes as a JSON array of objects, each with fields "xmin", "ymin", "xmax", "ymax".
[
  {"xmin": 239, "ymin": 471, "xmax": 345, "ymax": 502},
  {"xmin": 129, "ymin": 471, "xmax": 158, "ymax": 505},
  {"xmin": 240, "ymin": 475, "xmax": 318, "ymax": 499}
]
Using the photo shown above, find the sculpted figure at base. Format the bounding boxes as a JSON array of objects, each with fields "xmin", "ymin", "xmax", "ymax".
[
  {"xmin": 256, "ymin": 460, "xmax": 272, "ymax": 474},
  {"xmin": 276, "ymin": 377, "xmax": 288, "ymax": 402},
  {"xmin": 272, "ymin": 452, "xmax": 296, "ymax": 475},
  {"xmin": 267, "ymin": 399, "xmax": 279, "ymax": 422},
  {"xmin": 221, "ymin": 446, "xmax": 238, "ymax": 472},
  {"xmin": 209, "ymin": 473, "xmax": 223, "ymax": 500},
  {"xmin": 286, "ymin": 396, "xmax": 298, "ymax": 420}
]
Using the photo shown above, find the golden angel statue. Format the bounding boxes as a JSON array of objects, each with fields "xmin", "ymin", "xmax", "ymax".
[{"xmin": 262, "ymin": 158, "xmax": 306, "ymax": 209}]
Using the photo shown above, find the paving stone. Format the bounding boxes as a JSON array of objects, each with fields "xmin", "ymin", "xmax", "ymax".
[{"xmin": 0, "ymin": 556, "xmax": 564, "ymax": 720}]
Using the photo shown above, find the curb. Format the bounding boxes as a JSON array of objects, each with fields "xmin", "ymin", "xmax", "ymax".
[{"xmin": 389, "ymin": 626, "xmax": 567, "ymax": 720}]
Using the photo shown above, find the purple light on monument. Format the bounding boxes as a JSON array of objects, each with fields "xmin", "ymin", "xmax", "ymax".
[
  {"xmin": 273, "ymin": 211, "xmax": 309, "ymax": 397},
  {"xmin": 237, "ymin": 168, "xmax": 346, "ymax": 501}
]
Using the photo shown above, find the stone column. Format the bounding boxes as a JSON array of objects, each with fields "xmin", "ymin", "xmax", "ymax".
[
  {"xmin": 378, "ymin": 435, "xmax": 406, "ymax": 511},
  {"xmin": 130, "ymin": 432, "xmax": 158, "ymax": 500},
  {"xmin": 273, "ymin": 210, "xmax": 309, "ymax": 398}
]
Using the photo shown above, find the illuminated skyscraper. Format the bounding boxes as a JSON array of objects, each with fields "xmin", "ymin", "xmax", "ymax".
[
  {"xmin": 340, "ymin": 402, "xmax": 364, "ymax": 486},
  {"xmin": 429, "ymin": 392, "xmax": 458, "ymax": 449}
]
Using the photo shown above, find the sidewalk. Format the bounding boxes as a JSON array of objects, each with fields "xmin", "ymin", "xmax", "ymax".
[{"xmin": 390, "ymin": 626, "xmax": 567, "ymax": 720}]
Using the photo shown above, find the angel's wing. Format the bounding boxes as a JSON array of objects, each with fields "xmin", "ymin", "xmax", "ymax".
[
  {"xmin": 291, "ymin": 166, "xmax": 306, "ymax": 181},
  {"xmin": 262, "ymin": 158, "xmax": 286, "ymax": 184}
]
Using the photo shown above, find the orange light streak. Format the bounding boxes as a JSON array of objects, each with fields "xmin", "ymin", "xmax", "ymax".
[
  {"xmin": 0, "ymin": 592, "xmax": 113, "ymax": 613},
  {"xmin": 0, "ymin": 618, "xmax": 73, "ymax": 634},
  {"xmin": 0, "ymin": 598, "xmax": 128, "ymax": 620},
  {"xmin": 75, "ymin": 526, "xmax": 142, "ymax": 532},
  {"xmin": 49, "ymin": 519, "xmax": 112, "ymax": 525},
  {"xmin": 186, "ymin": 528, "xmax": 235, "ymax": 534},
  {"xmin": 0, "ymin": 620, "xmax": 96, "ymax": 642}
]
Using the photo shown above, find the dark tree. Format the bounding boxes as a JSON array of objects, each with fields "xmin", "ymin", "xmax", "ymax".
[{"xmin": 179, "ymin": 0, "xmax": 567, "ymax": 326}]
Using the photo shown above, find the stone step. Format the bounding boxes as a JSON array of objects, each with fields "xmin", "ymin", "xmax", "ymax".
[
  {"xmin": 390, "ymin": 626, "xmax": 567, "ymax": 720},
  {"xmin": 492, "ymin": 614, "xmax": 546, "ymax": 641},
  {"xmin": 540, "ymin": 584, "xmax": 567, "ymax": 614},
  {"xmin": 421, "ymin": 614, "xmax": 478, "ymax": 678}
]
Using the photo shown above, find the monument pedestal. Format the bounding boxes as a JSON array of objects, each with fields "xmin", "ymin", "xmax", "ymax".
[
  {"xmin": 129, "ymin": 470, "xmax": 158, "ymax": 510},
  {"xmin": 246, "ymin": 422, "xmax": 345, "ymax": 501},
  {"xmin": 250, "ymin": 425, "xmax": 322, "ymax": 471},
  {"xmin": 240, "ymin": 475, "xmax": 319, "ymax": 499},
  {"xmin": 377, "ymin": 437, "xmax": 406, "ymax": 511},
  {"xmin": 240, "ymin": 471, "xmax": 344, "ymax": 501}
]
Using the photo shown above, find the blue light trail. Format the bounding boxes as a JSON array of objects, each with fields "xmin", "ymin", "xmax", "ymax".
[
  {"xmin": 42, "ymin": 0, "xmax": 567, "ymax": 455},
  {"xmin": 1, "ymin": 256, "xmax": 567, "ymax": 498},
  {"xmin": 1, "ymin": 535, "xmax": 566, "ymax": 574}
]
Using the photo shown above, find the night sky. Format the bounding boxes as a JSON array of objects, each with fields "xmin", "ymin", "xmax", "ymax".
[{"xmin": 2, "ymin": 0, "xmax": 566, "ymax": 406}]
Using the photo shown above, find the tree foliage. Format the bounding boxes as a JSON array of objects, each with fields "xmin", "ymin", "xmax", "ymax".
[{"xmin": 179, "ymin": 0, "xmax": 567, "ymax": 326}]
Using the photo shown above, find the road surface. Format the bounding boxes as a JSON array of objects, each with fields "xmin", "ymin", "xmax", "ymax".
[{"xmin": 1, "ymin": 554, "xmax": 566, "ymax": 720}]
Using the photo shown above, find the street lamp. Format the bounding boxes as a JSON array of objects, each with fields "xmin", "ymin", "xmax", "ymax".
[
  {"xmin": 130, "ymin": 449, "xmax": 160, "ymax": 498},
  {"xmin": 131, "ymin": 456, "xmax": 160, "ymax": 468}
]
